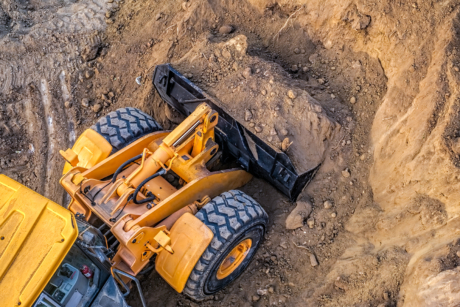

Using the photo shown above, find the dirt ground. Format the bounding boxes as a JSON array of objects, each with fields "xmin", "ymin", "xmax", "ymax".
[{"xmin": 3, "ymin": 0, "xmax": 460, "ymax": 306}]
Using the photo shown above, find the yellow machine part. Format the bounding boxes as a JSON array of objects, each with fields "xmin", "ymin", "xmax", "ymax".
[
  {"xmin": 61, "ymin": 129, "xmax": 113, "ymax": 174},
  {"xmin": 0, "ymin": 175, "xmax": 78, "ymax": 307},
  {"xmin": 155, "ymin": 213, "xmax": 213, "ymax": 293}
]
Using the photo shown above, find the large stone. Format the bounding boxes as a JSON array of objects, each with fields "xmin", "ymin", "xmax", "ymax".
[{"xmin": 285, "ymin": 201, "xmax": 312, "ymax": 230}]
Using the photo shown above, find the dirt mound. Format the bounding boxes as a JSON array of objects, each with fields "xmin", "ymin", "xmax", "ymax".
[{"xmin": 174, "ymin": 34, "xmax": 341, "ymax": 172}]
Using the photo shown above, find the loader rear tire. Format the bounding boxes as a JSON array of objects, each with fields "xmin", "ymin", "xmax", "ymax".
[
  {"xmin": 91, "ymin": 107, "xmax": 162, "ymax": 154},
  {"xmin": 183, "ymin": 190, "xmax": 268, "ymax": 301}
]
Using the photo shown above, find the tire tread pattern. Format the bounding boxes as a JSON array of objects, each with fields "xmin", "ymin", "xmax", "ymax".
[
  {"xmin": 91, "ymin": 107, "xmax": 162, "ymax": 153},
  {"xmin": 183, "ymin": 190, "xmax": 268, "ymax": 300}
]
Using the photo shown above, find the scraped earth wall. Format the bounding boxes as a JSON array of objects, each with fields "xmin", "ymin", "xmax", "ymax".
[{"xmin": 263, "ymin": 0, "xmax": 460, "ymax": 305}]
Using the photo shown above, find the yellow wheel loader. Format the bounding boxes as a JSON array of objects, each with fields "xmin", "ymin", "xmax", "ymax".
[{"xmin": 0, "ymin": 64, "xmax": 318, "ymax": 307}]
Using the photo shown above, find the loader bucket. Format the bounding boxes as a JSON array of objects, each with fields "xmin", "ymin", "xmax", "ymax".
[{"xmin": 153, "ymin": 64, "xmax": 319, "ymax": 201}]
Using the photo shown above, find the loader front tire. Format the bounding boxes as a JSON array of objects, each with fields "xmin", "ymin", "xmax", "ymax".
[
  {"xmin": 183, "ymin": 190, "xmax": 268, "ymax": 301},
  {"xmin": 91, "ymin": 107, "xmax": 162, "ymax": 154}
]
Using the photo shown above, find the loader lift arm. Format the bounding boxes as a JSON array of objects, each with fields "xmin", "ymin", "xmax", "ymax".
[{"xmin": 153, "ymin": 64, "xmax": 319, "ymax": 201}]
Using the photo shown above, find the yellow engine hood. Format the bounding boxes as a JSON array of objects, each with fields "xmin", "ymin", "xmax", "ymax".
[{"xmin": 0, "ymin": 175, "xmax": 78, "ymax": 307}]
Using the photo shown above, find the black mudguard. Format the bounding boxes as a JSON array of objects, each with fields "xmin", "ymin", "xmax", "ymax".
[
  {"xmin": 90, "ymin": 277, "xmax": 129, "ymax": 307},
  {"xmin": 152, "ymin": 64, "xmax": 318, "ymax": 201}
]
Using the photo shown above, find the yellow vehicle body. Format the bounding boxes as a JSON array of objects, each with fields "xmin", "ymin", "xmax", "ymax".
[
  {"xmin": 59, "ymin": 103, "xmax": 252, "ymax": 281},
  {"xmin": 61, "ymin": 129, "xmax": 113, "ymax": 174},
  {"xmin": 0, "ymin": 102, "xmax": 256, "ymax": 305},
  {"xmin": 0, "ymin": 175, "xmax": 78, "ymax": 307}
]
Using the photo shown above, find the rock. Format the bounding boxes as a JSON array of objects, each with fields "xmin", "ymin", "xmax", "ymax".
[
  {"xmin": 324, "ymin": 200, "xmax": 333, "ymax": 209},
  {"xmin": 285, "ymin": 201, "xmax": 312, "ymax": 230},
  {"xmin": 81, "ymin": 44, "xmax": 100, "ymax": 62},
  {"xmin": 350, "ymin": 96, "xmax": 357, "ymax": 104},
  {"xmin": 360, "ymin": 154, "xmax": 366, "ymax": 160},
  {"xmin": 221, "ymin": 49, "xmax": 231, "ymax": 59},
  {"xmin": 343, "ymin": 8, "xmax": 371, "ymax": 30},
  {"xmin": 243, "ymin": 67, "xmax": 252, "ymax": 78},
  {"xmin": 324, "ymin": 40, "xmax": 333, "ymax": 49},
  {"xmin": 331, "ymin": 94, "xmax": 336, "ymax": 98},
  {"xmin": 257, "ymin": 289, "xmax": 268, "ymax": 296},
  {"xmin": 252, "ymin": 295, "xmax": 260, "ymax": 302},
  {"xmin": 342, "ymin": 169, "xmax": 351, "ymax": 178},
  {"xmin": 301, "ymin": 48, "xmax": 306, "ymax": 54},
  {"xmin": 155, "ymin": 13, "xmax": 162, "ymax": 20},
  {"xmin": 331, "ymin": 212, "xmax": 337, "ymax": 218},
  {"xmin": 261, "ymin": 89, "xmax": 267, "ymax": 95},
  {"xmin": 352, "ymin": 14, "xmax": 371, "ymax": 30},
  {"xmin": 318, "ymin": 78, "xmax": 325, "ymax": 85},
  {"xmin": 64, "ymin": 101, "xmax": 72, "ymax": 109},
  {"xmin": 310, "ymin": 253, "xmax": 319, "ymax": 267},
  {"xmin": 269, "ymin": 128, "xmax": 277, "ymax": 136},
  {"xmin": 457, "ymin": 251, "xmax": 460, "ymax": 258},
  {"xmin": 334, "ymin": 277, "xmax": 349, "ymax": 291},
  {"xmin": 219, "ymin": 25, "xmax": 234, "ymax": 34},
  {"xmin": 92, "ymin": 103, "xmax": 102, "ymax": 113},
  {"xmin": 249, "ymin": 122, "xmax": 255, "ymax": 127},
  {"xmin": 280, "ymin": 128, "xmax": 288, "ymax": 136},
  {"xmin": 302, "ymin": 66, "xmax": 309, "ymax": 72},
  {"xmin": 383, "ymin": 291, "xmax": 390, "ymax": 301},
  {"xmin": 309, "ymin": 53, "xmax": 319, "ymax": 64},
  {"xmin": 294, "ymin": 47, "xmax": 300, "ymax": 54},
  {"xmin": 280, "ymin": 241, "xmax": 288, "ymax": 249},
  {"xmin": 244, "ymin": 109, "xmax": 253, "ymax": 121},
  {"xmin": 455, "ymin": 66, "xmax": 459, "ymax": 72},
  {"xmin": 307, "ymin": 217, "xmax": 315, "ymax": 228},
  {"xmin": 181, "ymin": 1, "xmax": 190, "ymax": 10},
  {"xmin": 290, "ymin": 64, "xmax": 299, "ymax": 72},
  {"xmin": 108, "ymin": 91, "xmax": 115, "ymax": 99},
  {"xmin": 281, "ymin": 138, "xmax": 291, "ymax": 152},
  {"xmin": 331, "ymin": 66, "xmax": 336, "ymax": 70},
  {"xmin": 81, "ymin": 98, "xmax": 90, "ymax": 107},
  {"xmin": 85, "ymin": 70, "xmax": 94, "ymax": 79},
  {"xmin": 268, "ymin": 286, "xmax": 274, "ymax": 294},
  {"xmin": 287, "ymin": 90, "xmax": 297, "ymax": 99},
  {"xmin": 105, "ymin": 11, "xmax": 112, "ymax": 18},
  {"xmin": 255, "ymin": 126, "xmax": 262, "ymax": 133}
]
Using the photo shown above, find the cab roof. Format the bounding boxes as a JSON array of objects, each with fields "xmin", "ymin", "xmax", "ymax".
[{"xmin": 0, "ymin": 175, "xmax": 78, "ymax": 307}]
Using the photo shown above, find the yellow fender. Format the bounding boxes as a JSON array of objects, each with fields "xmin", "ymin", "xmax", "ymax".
[
  {"xmin": 155, "ymin": 213, "xmax": 213, "ymax": 293},
  {"xmin": 61, "ymin": 129, "xmax": 113, "ymax": 174}
]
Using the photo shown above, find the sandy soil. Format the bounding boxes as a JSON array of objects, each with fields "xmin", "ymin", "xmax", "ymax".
[{"xmin": 3, "ymin": 0, "xmax": 460, "ymax": 306}]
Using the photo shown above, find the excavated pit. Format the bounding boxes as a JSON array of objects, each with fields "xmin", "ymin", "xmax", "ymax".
[{"xmin": 2, "ymin": 0, "xmax": 460, "ymax": 306}]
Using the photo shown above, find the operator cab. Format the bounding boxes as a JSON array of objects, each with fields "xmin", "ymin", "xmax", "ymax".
[{"xmin": 33, "ymin": 244, "xmax": 103, "ymax": 307}]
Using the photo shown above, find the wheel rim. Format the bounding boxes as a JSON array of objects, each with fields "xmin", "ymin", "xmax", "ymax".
[{"xmin": 216, "ymin": 238, "xmax": 252, "ymax": 280}]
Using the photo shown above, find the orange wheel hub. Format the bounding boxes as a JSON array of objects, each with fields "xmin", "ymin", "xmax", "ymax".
[{"xmin": 216, "ymin": 238, "xmax": 252, "ymax": 280}]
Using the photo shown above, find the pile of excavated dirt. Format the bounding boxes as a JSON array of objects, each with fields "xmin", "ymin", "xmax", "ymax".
[
  {"xmin": 3, "ymin": 0, "xmax": 460, "ymax": 306},
  {"xmin": 174, "ymin": 34, "xmax": 341, "ymax": 172}
]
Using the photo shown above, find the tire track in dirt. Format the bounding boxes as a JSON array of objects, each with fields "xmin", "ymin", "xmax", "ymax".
[{"xmin": 39, "ymin": 79, "xmax": 59, "ymax": 200}]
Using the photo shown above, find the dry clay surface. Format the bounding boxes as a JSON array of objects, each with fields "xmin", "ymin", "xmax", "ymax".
[{"xmin": 2, "ymin": 0, "xmax": 460, "ymax": 306}]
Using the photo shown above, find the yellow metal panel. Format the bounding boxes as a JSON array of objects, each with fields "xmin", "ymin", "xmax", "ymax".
[
  {"xmin": 132, "ymin": 169, "xmax": 252, "ymax": 228},
  {"xmin": 155, "ymin": 213, "xmax": 213, "ymax": 293},
  {"xmin": 81, "ymin": 131, "xmax": 169, "ymax": 180},
  {"xmin": 62, "ymin": 129, "xmax": 113, "ymax": 174},
  {"xmin": 0, "ymin": 175, "xmax": 78, "ymax": 307}
]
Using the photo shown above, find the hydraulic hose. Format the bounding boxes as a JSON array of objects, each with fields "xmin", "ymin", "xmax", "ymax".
[
  {"xmin": 133, "ymin": 168, "xmax": 167, "ymax": 205},
  {"xmin": 112, "ymin": 154, "xmax": 143, "ymax": 183}
]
